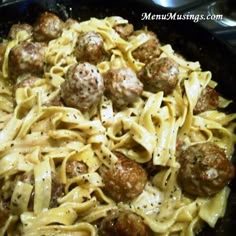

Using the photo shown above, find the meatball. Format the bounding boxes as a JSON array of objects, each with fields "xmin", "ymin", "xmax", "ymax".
[
  {"xmin": 138, "ymin": 57, "xmax": 179, "ymax": 95},
  {"xmin": 8, "ymin": 23, "xmax": 33, "ymax": 39},
  {"xmin": 99, "ymin": 152, "xmax": 147, "ymax": 202},
  {"xmin": 9, "ymin": 41, "xmax": 46, "ymax": 80},
  {"xmin": 132, "ymin": 31, "xmax": 161, "ymax": 64},
  {"xmin": 113, "ymin": 23, "xmax": 134, "ymax": 39},
  {"xmin": 104, "ymin": 67, "xmax": 143, "ymax": 109},
  {"xmin": 61, "ymin": 62, "xmax": 104, "ymax": 112},
  {"xmin": 193, "ymin": 86, "xmax": 219, "ymax": 114},
  {"xmin": 74, "ymin": 31, "xmax": 106, "ymax": 64},
  {"xmin": 99, "ymin": 210, "xmax": 152, "ymax": 236},
  {"xmin": 50, "ymin": 173, "xmax": 65, "ymax": 208},
  {"xmin": 14, "ymin": 75, "xmax": 41, "ymax": 90},
  {"xmin": 33, "ymin": 12, "xmax": 63, "ymax": 42},
  {"xmin": 19, "ymin": 171, "xmax": 64, "ymax": 209},
  {"xmin": 66, "ymin": 160, "xmax": 88, "ymax": 178},
  {"xmin": 178, "ymin": 142, "xmax": 235, "ymax": 197},
  {"xmin": 0, "ymin": 42, "xmax": 7, "ymax": 69}
]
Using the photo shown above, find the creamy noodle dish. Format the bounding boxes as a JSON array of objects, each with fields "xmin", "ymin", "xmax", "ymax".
[{"xmin": 0, "ymin": 12, "xmax": 236, "ymax": 236}]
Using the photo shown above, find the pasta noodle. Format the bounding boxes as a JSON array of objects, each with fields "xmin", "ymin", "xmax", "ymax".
[{"xmin": 0, "ymin": 14, "xmax": 235, "ymax": 236}]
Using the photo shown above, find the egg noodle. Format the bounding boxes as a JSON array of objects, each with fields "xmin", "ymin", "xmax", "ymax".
[{"xmin": 0, "ymin": 16, "xmax": 236, "ymax": 236}]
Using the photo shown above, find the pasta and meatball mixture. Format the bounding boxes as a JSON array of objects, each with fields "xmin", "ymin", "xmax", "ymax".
[{"xmin": 0, "ymin": 11, "xmax": 235, "ymax": 236}]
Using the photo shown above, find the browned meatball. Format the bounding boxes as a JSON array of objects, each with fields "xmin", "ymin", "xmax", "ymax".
[
  {"xmin": 99, "ymin": 152, "xmax": 147, "ymax": 202},
  {"xmin": 9, "ymin": 41, "xmax": 46, "ymax": 80},
  {"xmin": 33, "ymin": 12, "xmax": 63, "ymax": 42},
  {"xmin": 8, "ymin": 23, "xmax": 33, "ymax": 39},
  {"xmin": 193, "ymin": 86, "xmax": 219, "ymax": 114},
  {"xmin": 64, "ymin": 18, "xmax": 79, "ymax": 29},
  {"xmin": 0, "ymin": 42, "xmax": 7, "ymax": 69},
  {"xmin": 66, "ymin": 160, "xmax": 88, "ymax": 178},
  {"xmin": 104, "ymin": 67, "xmax": 143, "ymax": 109},
  {"xmin": 99, "ymin": 210, "xmax": 152, "ymax": 236},
  {"xmin": 74, "ymin": 31, "xmax": 106, "ymax": 65},
  {"xmin": 0, "ymin": 197, "xmax": 10, "ymax": 228},
  {"xmin": 50, "ymin": 173, "xmax": 65, "ymax": 208},
  {"xmin": 113, "ymin": 23, "xmax": 134, "ymax": 39},
  {"xmin": 61, "ymin": 62, "xmax": 104, "ymax": 112},
  {"xmin": 14, "ymin": 75, "xmax": 41, "ymax": 90},
  {"xmin": 19, "ymin": 171, "xmax": 64, "ymax": 209},
  {"xmin": 178, "ymin": 142, "xmax": 235, "ymax": 197},
  {"xmin": 138, "ymin": 57, "xmax": 179, "ymax": 95},
  {"xmin": 132, "ymin": 31, "xmax": 161, "ymax": 64}
]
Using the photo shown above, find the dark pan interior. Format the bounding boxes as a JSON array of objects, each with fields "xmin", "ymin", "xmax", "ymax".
[{"xmin": 0, "ymin": 0, "xmax": 235, "ymax": 235}]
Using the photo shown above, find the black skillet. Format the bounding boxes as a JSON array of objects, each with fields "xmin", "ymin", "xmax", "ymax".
[{"xmin": 0, "ymin": 0, "xmax": 235, "ymax": 235}]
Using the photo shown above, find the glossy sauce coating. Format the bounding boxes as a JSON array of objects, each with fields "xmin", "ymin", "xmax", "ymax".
[
  {"xmin": 33, "ymin": 12, "xmax": 63, "ymax": 42},
  {"xmin": 99, "ymin": 210, "xmax": 152, "ymax": 236},
  {"xmin": 60, "ymin": 62, "xmax": 104, "ymax": 112},
  {"xmin": 178, "ymin": 142, "xmax": 235, "ymax": 197},
  {"xmin": 74, "ymin": 31, "xmax": 106, "ymax": 65},
  {"xmin": 138, "ymin": 57, "xmax": 179, "ymax": 95},
  {"xmin": 99, "ymin": 152, "xmax": 147, "ymax": 202},
  {"xmin": 104, "ymin": 67, "xmax": 143, "ymax": 108},
  {"xmin": 9, "ymin": 41, "xmax": 46, "ymax": 80},
  {"xmin": 132, "ymin": 31, "xmax": 161, "ymax": 64},
  {"xmin": 194, "ymin": 86, "xmax": 219, "ymax": 114}
]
